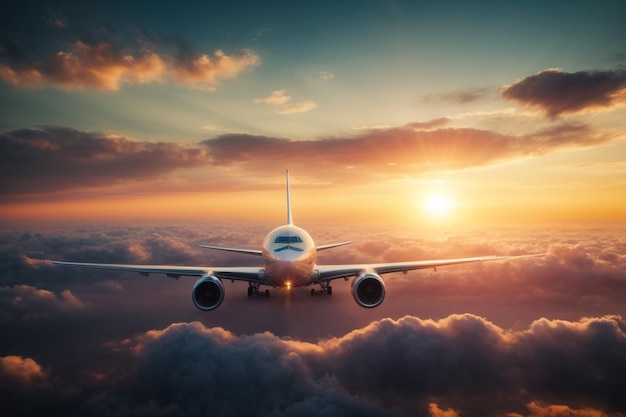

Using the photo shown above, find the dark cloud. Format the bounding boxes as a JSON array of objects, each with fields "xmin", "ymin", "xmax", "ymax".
[
  {"xmin": 8, "ymin": 314, "xmax": 621, "ymax": 417},
  {"xmin": 502, "ymin": 69, "xmax": 626, "ymax": 117},
  {"xmin": 333, "ymin": 314, "xmax": 626, "ymax": 413},
  {"xmin": 0, "ymin": 126, "xmax": 208, "ymax": 197},
  {"xmin": 90, "ymin": 322, "xmax": 401, "ymax": 417},
  {"xmin": 0, "ymin": 285, "xmax": 83, "ymax": 321}
]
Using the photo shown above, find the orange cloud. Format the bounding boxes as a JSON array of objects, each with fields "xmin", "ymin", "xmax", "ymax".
[
  {"xmin": 520, "ymin": 401, "xmax": 616, "ymax": 417},
  {"xmin": 0, "ymin": 356, "xmax": 47, "ymax": 385},
  {"xmin": 171, "ymin": 49, "xmax": 259, "ymax": 91},
  {"xmin": 0, "ymin": 41, "xmax": 258, "ymax": 91},
  {"xmin": 202, "ymin": 121, "xmax": 613, "ymax": 177},
  {"xmin": 254, "ymin": 89, "xmax": 317, "ymax": 114},
  {"xmin": 428, "ymin": 403, "xmax": 460, "ymax": 417}
]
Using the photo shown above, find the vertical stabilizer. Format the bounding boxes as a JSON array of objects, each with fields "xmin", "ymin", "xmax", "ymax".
[{"xmin": 286, "ymin": 169, "xmax": 293, "ymax": 225}]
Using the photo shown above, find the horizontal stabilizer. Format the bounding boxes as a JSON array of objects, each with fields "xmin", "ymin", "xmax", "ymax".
[
  {"xmin": 316, "ymin": 241, "xmax": 355, "ymax": 251},
  {"xmin": 197, "ymin": 245, "xmax": 263, "ymax": 256}
]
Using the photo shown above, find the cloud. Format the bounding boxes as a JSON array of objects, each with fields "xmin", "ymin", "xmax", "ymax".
[
  {"xmin": 254, "ymin": 89, "xmax": 317, "ymax": 114},
  {"xmin": 406, "ymin": 117, "xmax": 451, "ymax": 130},
  {"xmin": 320, "ymin": 71, "xmax": 334, "ymax": 80},
  {"xmin": 80, "ymin": 314, "xmax": 626, "ymax": 416},
  {"xmin": 428, "ymin": 404, "xmax": 460, "ymax": 417},
  {"xmin": 202, "ymin": 124, "xmax": 231, "ymax": 132},
  {"xmin": 0, "ymin": 224, "xmax": 261, "ymax": 292},
  {"xmin": 421, "ymin": 87, "xmax": 490, "ymax": 104},
  {"xmin": 0, "ymin": 285, "xmax": 84, "ymax": 321},
  {"xmin": 0, "ymin": 356, "xmax": 48, "ymax": 385},
  {"xmin": 0, "ymin": 126, "xmax": 208, "ymax": 196},
  {"xmin": 202, "ymin": 121, "xmax": 613, "ymax": 178},
  {"xmin": 90, "ymin": 321, "xmax": 399, "ymax": 417},
  {"xmin": 0, "ymin": 40, "xmax": 259, "ymax": 91},
  {"xmin": 501, "ymin": 68, "xmax": 626, "ymax": 117},
  {"xmin": 1, "ymin": 114, "xmax": 617, "ymax": 198},
  {"xmin": 518, "ymin": 401, "xmax": 618, "ymax": 417},
  {"xmin": 170, "ymin": 49, "xmax": 259, "ymax": 91},
  {"xmin": 278, "ymin": 100, "xmax": 318, "ymax": 114},
  {"xmin": 1, "ymin": 226, "xmax": 626, "ymax": 415},
  {"xmin": 254, "ymin": 89, "xmax": 291, "ymax": 105}
]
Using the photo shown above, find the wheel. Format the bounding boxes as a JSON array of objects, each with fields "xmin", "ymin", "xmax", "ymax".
[
  {"xmin": 310, "ymin": 289, "xmax": 315, "ymax": 296},
  {"xmin": 327, "ymin": 286, "xmax": 332, "ymax": 296},
  {"xmin": 265, "ymin": 289, "xmax": 270, "ymax": 297},
  {"xmin": 247, "ymin": 287, "xmax": 254, "ymax": 297}
]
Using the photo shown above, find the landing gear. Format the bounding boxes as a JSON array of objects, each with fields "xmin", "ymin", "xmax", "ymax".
[
  {"xmin": 310, "ymin": 283, "xmax": 332, "ymax": 296},
  {"xmin": 248, "ymin": 283, "xmax": 270, "ymax": 298}
]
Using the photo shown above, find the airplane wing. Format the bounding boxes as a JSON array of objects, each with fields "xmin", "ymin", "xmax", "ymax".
[
  {"xmin": 314, "ymin": 255, "xmax": 511, "ymax": 282},
  {"xmin": 50, "ymin": 261, "xmax": 263, "ymax": 282}
]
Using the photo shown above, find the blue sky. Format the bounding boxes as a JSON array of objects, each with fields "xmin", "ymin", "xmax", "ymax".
[{"xmin": 2, "ymin": 0, "xmax": 625, "ymax": 142}]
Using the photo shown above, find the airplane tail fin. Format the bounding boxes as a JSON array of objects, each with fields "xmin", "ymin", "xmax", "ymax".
[{"xmin": 286, "ymin": 169, "xmax": 293, "ymax": 225}]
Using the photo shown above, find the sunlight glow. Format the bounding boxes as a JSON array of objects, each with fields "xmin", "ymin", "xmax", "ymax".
[{"xmin": 424, "ymin": 193, "xmax": 455, "ymax": 217}]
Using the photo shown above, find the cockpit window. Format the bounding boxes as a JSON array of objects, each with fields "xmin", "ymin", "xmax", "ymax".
[{"xmin": 274, "ymin": 235, "xmax": 303, "ymax": 244}]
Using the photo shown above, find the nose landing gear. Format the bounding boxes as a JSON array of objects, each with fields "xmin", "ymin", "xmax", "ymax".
[{"xmin": 248, "ymin": 283, "xmax": 270, "ymax": 297}]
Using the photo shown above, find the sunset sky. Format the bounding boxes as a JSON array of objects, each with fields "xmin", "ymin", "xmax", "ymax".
[
  {"xmin": 1, "ymin": 0, "xmax": 626, "ymax": 227},
  {"xmin": 2, "ymin": 1, "xmax": 626, "ymax": 417}
]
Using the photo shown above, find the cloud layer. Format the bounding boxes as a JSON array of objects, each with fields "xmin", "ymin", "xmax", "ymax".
[
  {"xmin": 502, "ymin": 69, "xmax": 626, "ymax": 117},
  {"xmin": 5, "ymin": 315, "xmax": 624, "ymax": 417},
  {"xmin": 1, "ymin": 226, "xmax": 626, "ymax": 415},
  {"xmin": 3, "ymin": 119, "xmax": 615, "ymax": 198}
]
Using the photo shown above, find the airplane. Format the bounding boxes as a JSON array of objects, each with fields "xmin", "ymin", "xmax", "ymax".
[{"xmin": 52, "ymin": 170, "xmax": 511, "ymax": 311}]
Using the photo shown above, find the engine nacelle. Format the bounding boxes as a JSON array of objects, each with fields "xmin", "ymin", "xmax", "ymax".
[
  {"xmin": 351, "ymin": 272, "xmax": 386, "ymax": 308},
  {"xmin": 192, "ymin": 275, "xmax": 225, "ymax": 311}
]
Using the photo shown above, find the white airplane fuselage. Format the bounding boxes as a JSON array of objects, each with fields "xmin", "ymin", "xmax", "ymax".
[{"xmin": 262, "ymin": 224, "xmax": 316, "ymax": 288}]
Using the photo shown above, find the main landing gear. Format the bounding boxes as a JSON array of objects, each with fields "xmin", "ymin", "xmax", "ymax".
[
  {"xmin": 248, "ymin": 283, "xmax": 270, "ymax": 298},
  {"xmin": 310, "ymin": 282, "xmax": 332, "ymax": 296}
]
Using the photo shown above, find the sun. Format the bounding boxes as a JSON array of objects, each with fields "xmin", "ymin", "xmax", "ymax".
[{"xmin": 424, "ymin": 193, "xmax": 455, "ymax": 216}]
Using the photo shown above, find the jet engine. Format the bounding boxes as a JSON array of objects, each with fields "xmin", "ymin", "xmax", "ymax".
[
  {"xmin": 351, "ymin": 272, "xmax": 386, "ymax": 308},
  {"xmin": 192, "ymin": 275, "xmax": 225, "ymax": 311}
]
